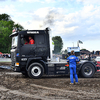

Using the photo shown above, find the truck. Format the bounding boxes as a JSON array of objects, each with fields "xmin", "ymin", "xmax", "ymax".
[{"xmin": 10, "ymin": 27, "xmax": 100, "ymax": 78}]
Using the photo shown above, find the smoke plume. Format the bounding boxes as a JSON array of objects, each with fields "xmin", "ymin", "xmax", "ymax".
[{"xmin": 42, "ymin": 9, "xmax": 59, "ymax": 27}]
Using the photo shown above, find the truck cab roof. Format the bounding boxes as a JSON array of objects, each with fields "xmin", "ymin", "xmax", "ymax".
[{"xmin": 10, "ymin": 28, "xmax": 49, "ymax": 37}]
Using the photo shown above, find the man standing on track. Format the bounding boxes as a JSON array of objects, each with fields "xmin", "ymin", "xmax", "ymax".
[{"xmin": 67, "ymin": 50, "xmax": 79, "ymax": 84}]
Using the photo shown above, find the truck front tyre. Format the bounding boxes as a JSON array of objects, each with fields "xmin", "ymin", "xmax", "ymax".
[
  {"xmin": 81, "ymin": 63, "xmax": 95, "ymax": 78},
  {"xmin": 28, "ymin": 63, "xmax": 44, "ymax": 79}
]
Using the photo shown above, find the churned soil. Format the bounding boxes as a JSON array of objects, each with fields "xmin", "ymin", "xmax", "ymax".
[{"xmin": 0, "ymin": 62, "xmax": 100, "ymax": 100}]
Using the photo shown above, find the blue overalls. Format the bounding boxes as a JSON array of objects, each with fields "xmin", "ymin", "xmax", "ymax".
[{"xmin": 67, "ymin": 55, "xmax": 79, "ymax": 83}]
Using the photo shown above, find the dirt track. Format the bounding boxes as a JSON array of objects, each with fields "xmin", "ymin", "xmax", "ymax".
[{"xmin": 0, "ymin": 62, "xmax": 100, "ymax": 100}]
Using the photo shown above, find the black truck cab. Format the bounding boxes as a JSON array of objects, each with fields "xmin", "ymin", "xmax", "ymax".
[{"xmin": 10, "ymin": 28, "xmax": 50, "ymax": 76}]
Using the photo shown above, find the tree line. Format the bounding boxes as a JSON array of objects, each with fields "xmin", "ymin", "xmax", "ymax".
[{"xmin": 0, "ymin": 13, "xmax": 24, "ymax": 53}]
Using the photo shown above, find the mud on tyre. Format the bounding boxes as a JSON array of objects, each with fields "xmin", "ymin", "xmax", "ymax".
[{"xmin": 28, "ymin": 63, "xmax": 44, "ymax": 79}]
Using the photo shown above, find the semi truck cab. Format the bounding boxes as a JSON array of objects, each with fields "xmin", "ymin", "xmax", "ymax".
[{"xmin": 10, "ymin": 28, "xmax": 99, "ymax": 78}]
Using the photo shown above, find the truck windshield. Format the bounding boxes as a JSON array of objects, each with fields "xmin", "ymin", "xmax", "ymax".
[{"xmin": 12, "ymin": 36, "xmax": 18, "ymax": 48}]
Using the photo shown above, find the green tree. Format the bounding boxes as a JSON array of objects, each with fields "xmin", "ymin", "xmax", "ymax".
[
  {"xmin": 0, "ymin": 13, "xmax": 24, "ymax": 53},
  {"xmin": 0, "ymin": 13, "xmax": 11, "ymax": 21},
  {"xmin": 0, "ymin": 20, "xmax": 14, "ymax": 52},
  {"xmin": 52, "ymin": 36, "xmax": 63, "ymax": 54}
]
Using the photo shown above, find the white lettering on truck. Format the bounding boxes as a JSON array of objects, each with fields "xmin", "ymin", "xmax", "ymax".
[{"xmin": 27, "ymin": 31, "xmax": 39, "ymax": 34}]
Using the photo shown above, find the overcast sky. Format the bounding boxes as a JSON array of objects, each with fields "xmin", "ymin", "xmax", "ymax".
[{"xmin": 0, "ymin": 0, "xmax": 100, "ymax": 51}]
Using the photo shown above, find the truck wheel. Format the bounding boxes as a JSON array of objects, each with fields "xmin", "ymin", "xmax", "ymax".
[
  {"xmin": 81, "ymin": 63, "xmax": 95, "ymax": 78},
  {"xmin": 28, "ymin": 63, "xmax": 44, "ymax": 79}
]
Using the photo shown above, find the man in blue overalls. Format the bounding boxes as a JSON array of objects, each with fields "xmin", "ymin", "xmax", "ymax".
[{"xmin": 67, "ymin": 50, "xmax": 79, "ymax": 84}]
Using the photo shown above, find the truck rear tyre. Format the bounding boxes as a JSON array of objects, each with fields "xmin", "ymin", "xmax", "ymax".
[
  {"xmin": 81, "ymin": 63, "xmax": 95, "ymax": 78},
  {"xmin": 28, "ymin": 63, "xmax": 44, "ymax": 79}
]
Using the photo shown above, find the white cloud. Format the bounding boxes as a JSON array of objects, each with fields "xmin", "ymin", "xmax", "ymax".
[
  {"xmin": 82, "ymin": 5, "xmax": 94, "ymax": 14},
  {"xmin": 34, "ymin": 7, "xmax": 49, "ymax": 18},
  {"xmin": 76, "ymin": 0, "xmax": 100, "ymax": 5},
  {"xmin": 44, "ymin": 0, "xmax": 55, "ymax": 3},
  {"xmin": 0, "ymin": 5, "xmax": 16, "ymax": 15},
  {"xmin": 18, "ymin": 0, "xmax": 39, "ymax": 2},
  {"xmin": 18, "ymin": 0, "xmax": 55, "ymax": 3},
  {"xmin": 21, "ymin": 20, "xmax": 43, "ymax": 30}
]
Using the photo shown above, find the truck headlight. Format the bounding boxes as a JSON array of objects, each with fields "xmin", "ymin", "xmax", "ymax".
[{"xmin": 15, "ymin": 62, "xmax": 19, "ymax": 66}]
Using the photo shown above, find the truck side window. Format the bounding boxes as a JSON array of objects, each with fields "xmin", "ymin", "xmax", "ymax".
[
  {"xmin": 22, "ymin": 36, "xmax": 35, "ymax": 45},
  {"xmin": 37, "ymin": 35, "xmax": 44, "ymax": 45}
]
